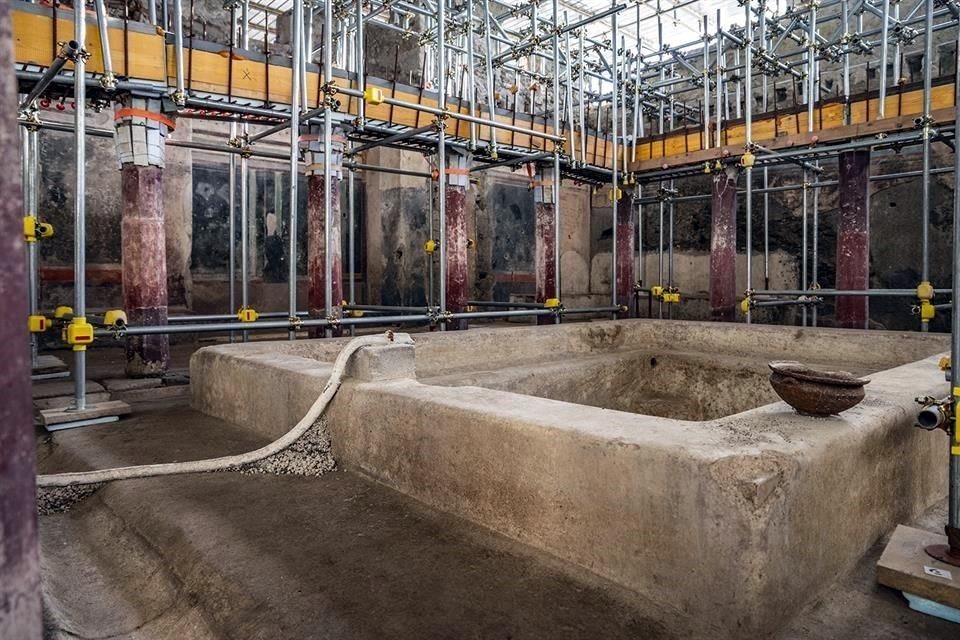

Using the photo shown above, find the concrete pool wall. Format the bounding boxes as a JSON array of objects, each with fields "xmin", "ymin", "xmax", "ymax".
[{"xmin": 191, "ymin": 320, "xmax": 951, "ymax": 637}]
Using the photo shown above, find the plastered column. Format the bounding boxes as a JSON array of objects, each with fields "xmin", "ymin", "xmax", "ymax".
[
  {"xmin": 615, "ymin": 191, "xmax": 636, "ymax": 317},
  {"xmin": 303, "ymin": 125, "xmax": 345, "ymax": 338},
  {"xmin": 0, "ymin": 0, "xmax": 41, "ymax": 630},
  {"xmin": 531, "ymin": 164, "xmax": 556, "ymax": 325},
  {"xmin": 710, "ymin": 164, "xmax": 738, "ymax": 322},
  {"xmin": 836, "ymin": 150, "xmax": 870, "ymax": 329},
  {"xmin": 445, "ymin": 150, "xmax": 471, "ymax": 331},
  {"xmin": 114, "ymin": 96, "xmax": 172, "ymax": 376}
]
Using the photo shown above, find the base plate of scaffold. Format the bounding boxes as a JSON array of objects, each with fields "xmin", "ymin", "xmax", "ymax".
[
  {"xmin": 878, "ymin": 525, "xmax": 960, "ymax": 625},
  {"xmin": 39, "ymin": 400, "xmax": 132, "ymax": 431}
]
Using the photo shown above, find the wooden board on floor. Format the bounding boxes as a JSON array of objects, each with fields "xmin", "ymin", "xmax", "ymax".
[
  {"xmin": 877, "ymin": 525, "xmax": 960, "ymax": 610},
  {"xmin": 40, "ymin": 400, "xmax": 133, "ymax": 428}
]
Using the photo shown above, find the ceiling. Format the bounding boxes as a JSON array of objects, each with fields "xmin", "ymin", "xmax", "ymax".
[{"xmin": 240, "ymin": 0, "xmax": 768, "ymax": 58}]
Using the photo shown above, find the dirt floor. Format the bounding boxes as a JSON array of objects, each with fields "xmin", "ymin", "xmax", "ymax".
[{"xmin": 35, "ymin": 343, "xmax": 960, "ymax": 639}]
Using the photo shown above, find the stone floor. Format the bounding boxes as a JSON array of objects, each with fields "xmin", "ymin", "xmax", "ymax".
[{"xmin": 35, "ymin": 344, "xmax": 960, "ymax": 639}]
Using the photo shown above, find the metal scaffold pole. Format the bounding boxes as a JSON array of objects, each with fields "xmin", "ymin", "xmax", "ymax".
[
  {"xmin": 948, "ymin": 24, "xmax": 960, "ymax": 560},
  {"xmin": 610, "ymin": 0, "xmax": 618, "ymax": 316},
  {"xmin": 744, "ymin": 0, "xmax": 753, "ymax": 325},
  {"xmin": 920, "ymin": 0, "xmax": 934, "ymax": 332},
  {"xmin": 552, "ymin": 0, "xmax": 562, "ymax": 315},
  {"xmin": 322, "ymin": 0, "xmax": 334, "ymax": 337},
  {"xmin": 72, "ymin": 0, "xmax": 87, "ymax": 410},
  {"xmin": 22, "ymin": 125, "xmax": 39, "ymax": 368},
  {"xmin": 288, "ymin": 0, "xmax": 303, "ymax": 340},
  {"xmin": 437, "ymin": 0, "xmax": 447, "ymax": 329}
]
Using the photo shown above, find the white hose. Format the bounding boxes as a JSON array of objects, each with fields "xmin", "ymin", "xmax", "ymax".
[{"xmin": 38, "ymin": 332, "xmax": 409, "ymax": 488}]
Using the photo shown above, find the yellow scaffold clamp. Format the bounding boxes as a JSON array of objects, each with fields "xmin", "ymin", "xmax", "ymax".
[
  {"xmin": 953, "ymin": 384, "xmax": 960, "ymax": 456},
  {"xmin": 608, "ymin": 187, "xmax": 623, "ymax": 202},
  {"xmin": 363, "ymin": 86, "xmax": 385, "ymax": 105},
  {"xmin": 28, "ymin": 314, "xmax": 50, "ymax": 333},
  {"xmin": 237, "ymin": 307, "xmax": 259, "ymax": 322},
  {"xmin": 740, "ymin": 297, "xmax": 753, "ymax": 314},
  {"xmin": 544, "ymin": 298, "xmax": 561, "ymax": 309},
  {"xmin": 23, "ymin": 216, "xmax": 54, "ymax": 243},
  {"xmin": 103, "ymin": 309, "xmax": 128, "ymax": 328},
  {"xmin": 424, "ymin": 239, "xmax": 438, "ymax": 254},
  {"xmin": 54, "ymin": 305, "xmax": 74, "ymax": 320},
  {"xmin": 739, "ymin": 150, "xmax": 756, "ymax": 169},
  {"xmin": 914, "ymin": 281, "xmax": 935, "ymax": 324},
  {"xmin": 63, "ymin": 317, "xmax": 94, "ymax": 351},
  {"xmin": 650, "ymin": 286, "xmax": 679, "ymax": 303}
]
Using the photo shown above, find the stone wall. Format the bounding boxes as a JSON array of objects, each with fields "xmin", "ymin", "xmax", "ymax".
[{"xmin": 23, "ymin": 4, "xmax": 957, "ymax": 331}]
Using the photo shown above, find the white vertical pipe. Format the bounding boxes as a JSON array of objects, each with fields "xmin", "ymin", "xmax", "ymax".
[
  {"xmin": 466, "ymin": 0, "xmax": 477, "ymax": 148},
  {"xmin": 552, "ymin": 0, "xmax": 561, "ymax": 309},
  {"xmin": 879, "ymin": 0, "xmax": 890, "ymax": 118},
  {"xmin": 172, "ymin": 0, "xmax": 186, "ymax": 104},
  {"xmin": 241, "ymin": 0, "xmax": 250, "ymax": 341},
  {"xmin": 92, "ymin": 0, "xmax": 115, "ymax": 89},
  {"xmin": 702, "ymin": 15, "xmax": 710, "ymax": 150},
  {"xmin": 482, "ymin": 0, "xmax": 497, "ymax": 156},
  {"xmin": 287, "ymin": 0, "xmax": 303, "ymax": 340},
  {"xmin": 438, "ymin": 0, "xmax": 447, "ymax": 325},
  {"xmin": 73, "ymin": 0, "xmax": 87, "ymax": 409},
  {"xmin": 745, "ymin": 0, "xmax": 753, "ymax": 324},
  {"xmin": 611, "ymin": 3, "xmax": 618, "ymax": 313},
  {"xmin": 322, "ymin": 0, "xmax": 334, "ymax": 335}
]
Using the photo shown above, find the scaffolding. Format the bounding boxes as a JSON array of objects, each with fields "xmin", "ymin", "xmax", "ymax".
[{"xmin": 11, "ymin": 0, "xmax": 960, "ymax": 556}]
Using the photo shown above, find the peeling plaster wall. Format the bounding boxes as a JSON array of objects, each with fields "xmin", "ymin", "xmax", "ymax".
[
  {"xmin": 26, "ymin": 5, "xmax": 958, "ymax": 330},
  {"xmin": 35, "ymin": 107, "xmax": 192, "ymax": 313}
]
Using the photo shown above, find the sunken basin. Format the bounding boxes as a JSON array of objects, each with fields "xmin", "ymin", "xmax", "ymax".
[{"xmin": 191, "ymin": 320, "xmax": 950, "ymax": 638}]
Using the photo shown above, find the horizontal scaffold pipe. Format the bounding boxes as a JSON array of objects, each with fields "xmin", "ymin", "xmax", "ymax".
[
  {"xmin": 23, "ymin": 119, "xmax": 290, "ymax": 160},
  {"xmin": 337, "ymin": 86, "xmax": 565, "ymax": 144},
  {"xmin": 343, "ymin": 162, "xmax": 433, "ymax": 179},
  {"xmin": 168, "ymin": 311, "xmax": 307, "ymax": 322},
  {"xmin": 754, "ymin": 289, "xmax": 952, "ymax": 297}
]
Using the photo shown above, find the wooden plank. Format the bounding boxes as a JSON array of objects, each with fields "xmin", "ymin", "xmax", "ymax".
[
  {"xmin": 630, "ymin": 105, "xmax": 957, "ymax": 173},
  {"xmin": 40, "ymin": 399, "xmax": 132, "ymax": 428},
  {"xmin": 877, "ymin": 525, "xmax": 960, "ymax": 610},
  {"xmin": 14, "ymin": 8, "xmax": 166, "ymax": 82}
]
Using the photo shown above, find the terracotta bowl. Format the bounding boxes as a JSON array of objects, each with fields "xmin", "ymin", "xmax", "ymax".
[{"xmin": 768, "ymin": 361, "xmax": 869, "ymax": 416}]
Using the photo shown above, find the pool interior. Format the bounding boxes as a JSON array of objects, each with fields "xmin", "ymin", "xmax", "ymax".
[{"xmin": 427, "ymin": 348, "xmax": 878, "ymax": 421}]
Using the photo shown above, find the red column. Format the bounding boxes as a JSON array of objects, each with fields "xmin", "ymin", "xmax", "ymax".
[
  {"xmin": 0, "ymin": 0, "xmax": 42, "ymax": 629},
  {"xmin": 533, "ymin": 165, "xmax": 556, "ymax": 326},
  {"xmin": 115, "ymin": 97, "xmax": 171, "ymax": 377},
  {"xmin": 445, "ymin": 183, "xmax": 469, "ymax": 330},
  {"xmin": 615, "ymin": 192, "xmax": 636, "ymax": 317},
  {"xmin": 305, "ymin": 126, "xmax": 344, "ymax": 337},
  {"xmin": 121, "ymin": 165, "xmax": 170, "ymax": 375},
  {"xmin": 307, "ymin": 174, "xmax": 342, "ymax": 337},
  {"xmin": 835, "ymin": 150, "xmax": 870, "ymax": 329},
  {"xmin": 710, "ymin": 164, "xmax": 738, "ymax": 322}
]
